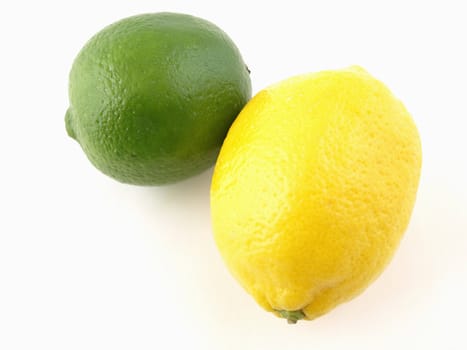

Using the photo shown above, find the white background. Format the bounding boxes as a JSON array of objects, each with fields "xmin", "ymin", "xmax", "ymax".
[{"xmin": 1, "ymin": 1, "xmax": 466, "ymax": 349}]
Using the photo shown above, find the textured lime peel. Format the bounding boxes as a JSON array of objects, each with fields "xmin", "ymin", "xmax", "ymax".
[
  {"xmin": 277, "ymin": 310, "xmax": 306, "ymax": 324},
  {"xmin": 65, "ymin": 12, "xmax": 251, "ymax": 185}
]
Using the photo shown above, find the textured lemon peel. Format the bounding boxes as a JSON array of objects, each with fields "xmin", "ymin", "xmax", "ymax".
[{"xmin": 211, "ymin": 66, "xmax": 422, "ymax": 322}]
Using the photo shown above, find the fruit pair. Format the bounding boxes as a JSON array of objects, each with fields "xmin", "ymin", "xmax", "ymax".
[{"xmin": 66, "ymin": 13, "xmax": 422, "ymax": 323}]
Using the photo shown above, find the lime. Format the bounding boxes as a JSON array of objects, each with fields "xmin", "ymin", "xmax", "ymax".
[{"xmin": 65, "ymin": 12, "xmax": 251, "ymax": 185}]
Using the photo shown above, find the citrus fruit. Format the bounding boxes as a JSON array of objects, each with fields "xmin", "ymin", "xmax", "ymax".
[
  {"xmin": 210, "ymin": 66, "xmax": 422, "ymax": 323},
  {"xmin": 65, "ymin": 12, "xmax": 251, "ymax": 185}
]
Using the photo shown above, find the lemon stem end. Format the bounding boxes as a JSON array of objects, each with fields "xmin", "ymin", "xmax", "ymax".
[{"xmin": 276, "ymin": 310, "xmax": 306, "ymax": 324}]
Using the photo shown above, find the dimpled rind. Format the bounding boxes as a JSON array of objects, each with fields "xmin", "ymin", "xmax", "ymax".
[
  {"xmin": 66, "ymin": 12, "xmax": 251, "ymax": 185},
  {"xmin": 211, "ymin": 66, "xmax": 421, "ymax": 321}
]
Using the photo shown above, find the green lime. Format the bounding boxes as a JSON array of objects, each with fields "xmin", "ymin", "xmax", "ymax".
[{"xmin": 65, "ymin": 12, "xmax": 251, "ymax": 185}]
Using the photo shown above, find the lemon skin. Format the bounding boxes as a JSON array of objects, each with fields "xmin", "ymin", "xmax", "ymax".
[{"xmin": 210, "ymin": 66, "xmax": 422, "ymax": 322}]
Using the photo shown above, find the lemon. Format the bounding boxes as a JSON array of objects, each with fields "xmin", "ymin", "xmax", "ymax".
[
  {"xmin": 65, "ymin": 13, "xmax": 251, "ymax": 185},
  {"xmin": 210, "ymin": 66, "xmax": 422, "ymax": 323}
]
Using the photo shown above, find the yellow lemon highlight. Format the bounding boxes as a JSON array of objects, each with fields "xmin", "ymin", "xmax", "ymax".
[{"xmin": 210, "ymin": 66, "xmax": 422, "ymax": 323}]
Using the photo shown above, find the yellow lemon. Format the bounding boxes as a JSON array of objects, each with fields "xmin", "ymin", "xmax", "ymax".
[{"xmin": 210, "ymin": 66, "xmax": 422, "ymax": 323}]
